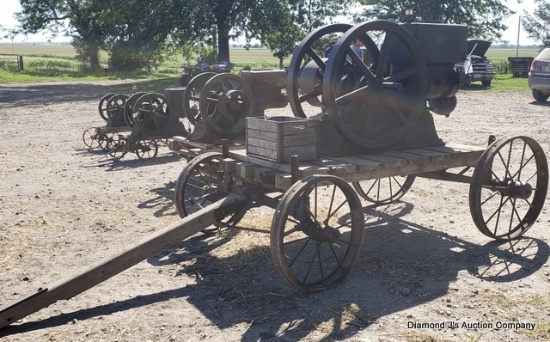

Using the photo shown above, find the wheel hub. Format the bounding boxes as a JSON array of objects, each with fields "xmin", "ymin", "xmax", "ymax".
[
  {"xmin": 504, "ymin": 180, "xmax": 533, "ymax": 199},
  {"xmin": 299, "ymin": 221, "xmax": 341, "ymax": 243}
]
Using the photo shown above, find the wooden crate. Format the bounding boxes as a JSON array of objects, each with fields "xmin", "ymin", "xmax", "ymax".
[{"xmin": 246, "ymin": 116, "xmax": 319, "ymax": 163}]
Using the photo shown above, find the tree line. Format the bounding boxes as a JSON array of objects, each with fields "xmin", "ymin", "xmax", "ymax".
[{"xmin": 3, "ymin": 0, "xmax": 549, "ymax": 72}]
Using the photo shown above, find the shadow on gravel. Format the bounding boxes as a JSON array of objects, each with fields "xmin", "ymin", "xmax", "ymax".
[
  {"xmin": 0, "ymin": 79, "xmax": 178, "ymax": 108},
  {"xmin": 0, "ymin": 83, "xmax": 112, "ymax": 107},
  {"xmin": 3, "ymin": 202, "xmax": 548, "ymax": 340}
]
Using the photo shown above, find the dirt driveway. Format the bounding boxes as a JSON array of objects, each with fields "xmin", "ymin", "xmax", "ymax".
[{"xmin": 0, "ymin": 82, "xmax": 549, "ymax": 341}]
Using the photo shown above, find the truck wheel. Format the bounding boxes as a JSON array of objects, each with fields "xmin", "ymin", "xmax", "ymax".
[
  {"xmin": 532, "ymin": 89, "xmax": 549, "ymax": 102},
  {"xmin": 482, "ymin": 80, "xmax": 492, "ymax": 87}
]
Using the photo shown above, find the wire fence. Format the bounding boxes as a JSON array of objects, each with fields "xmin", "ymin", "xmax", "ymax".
[{"xmin": 0, "ymin": 54, "xmax": 24, "ymax": 71}]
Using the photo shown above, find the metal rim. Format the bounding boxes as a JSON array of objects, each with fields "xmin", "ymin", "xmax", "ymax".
[
  {"xmin": 108, "ymin": 133, "xmax": 127, "ymax": 159},
  {"xmin": 270, "ymin": 175, "xmax": 364, "ymax": 291},
  {"xmin": 199, "ymin": 73, "xmax": 255, "ymax": 135},
  {"xmin": 97, "ymin": 128, "xmax": 117, "ymax": 151},
  {"xmin": 123, "ymin": 92, "xmax": 147, "ymax": 127},
  {"xmin": 174, "ymin": 152, "xmax": 244, "ymax": 226},
  {"xmin": 353, "ymin": 175, "xmax": 415, "ymax": 204},
  {"xmin": 469, "ymin": 136, "xmax": 548, "ymax": 240},
  {"xmin": 133, "ymin": 93, "xmax": 170, "ymax": 136},
  {"xmin": 323, "ymin": 20, "xmax": 428, "ymax": 149},
  {"xmin": 135, "ymin": 139, "xmax": 158, "ymax": 160},
  {"xmin": 286, "ymin": 23, "xmax": 354, "ymax": 118},
  {"xmin": 82, "ymin": 127, "xmax": 99, "ymax": 149},
  {"xmin": 98, "ymin": 93, "xmax": 115, "ymax": 121},
  {"xmin": 183, "ymin": 72, "xmax": 217, "ymax": 125}
]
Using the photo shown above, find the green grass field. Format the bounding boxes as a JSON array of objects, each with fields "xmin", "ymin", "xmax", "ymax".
[{"xmin": 0, "ymin": 43, "xmax": 537, "ymax": 92}]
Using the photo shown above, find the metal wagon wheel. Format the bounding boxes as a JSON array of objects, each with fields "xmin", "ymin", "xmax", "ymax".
[
  {"xmin": 133, "ymin": 93, "xmax": 170, "ymax": 136},
  {"xmin": 199, "ymin": 73, "xmax": 255, "ymax": 136},
  {"xmin": 352, "ymin": 175, "xmax": 415, "ymax": 204},
  {"xmin": 108, "ymin": 134, "xmax": 128, "ymax": 159},
  {"xmin": 183, "ymin": 72, "xmax": 217, "ymax": 125},
  {"xmin": 469, "ymin": 136, "xmax": 548, "ymax": 240},
  {"xmin": 82, "ymin": 127, "xmax": 100, "ymax": 149},
  {"xmin": 270, "ymin": 175, "xmax": 364, "ymax": 291},
  {"xmin": 135, "ymin": 139, "xmax": 158, "ymax": 160},
  {"xmin": 97, "ymin": 128, "xmax": 118, "ymax": 151},
  {"xmin": 98, "ymin": 93, "xmax": 115, "ymax": 121},
  {"xmin": 174, "ymin": 152, "xmax": 244, "ymax": 226},
  {"xmin": 106, "ymin": 94, "xmax": 129, "ymax": 122},
  {"xmin": 123, "ymin": 92, "xmax": 147, "ymax": 127},
  {"xmin": 323, "ymin": 20, "xmax": 428, "ymax": 149}
]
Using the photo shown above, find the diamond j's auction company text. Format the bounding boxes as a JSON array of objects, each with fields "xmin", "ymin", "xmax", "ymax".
[{"xmin": 407, "ymin": 321, "xmax": 536, "ymax": 331}]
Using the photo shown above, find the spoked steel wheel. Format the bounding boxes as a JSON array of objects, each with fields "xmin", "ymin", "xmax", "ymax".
[
  {"xmin": 135, "ymin": 139, "xmax": 159, "ymax": 160},
  {"xmin": 174, "ymin": 152, "xmax": 244, "ymax": 226},
  {"xmin": 271, "ymin": 175, "xmax": 364, "ymax": 291},
  {"xmin": 469, "ymin": 136, "xmax": 548, "ymax": 240},
  {"xmin": 199, "ymin": 73, "xmax": 255, "ymax": 136},
  {"xmin": 134, "ymin": 93, "xmax": 170, "ymax": 136},
  {"xmin": 323, "ymin": 20, "xmax": 428, "ymax": 149},
  {"xmin": 98, "ymin": 93, "xmax": 115, "ymax": 121},
  {"xmin": 108, "ymin": 134, "xmax": 127, "ymax": 159},
  {"xmin": 97, "ymin": 128, "xmax": 118, "ymax": 151},
  {"xmin": 353, "ymin": 175, "xmax": 415, "ymax": 204},
  {"xmin": 82, "ymin": 127, "xmax": 100, "ymax": 149},
  {"xmin": 183, "ymin": 72, "xmax": 217, "ymax": 125},
  {"xmin": 286, "ymin": 23, "xmax": 354, "ymax": 118}
]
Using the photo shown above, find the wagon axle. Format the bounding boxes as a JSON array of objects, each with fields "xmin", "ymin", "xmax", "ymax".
[{"xmin": 491, "ymin": 179, "xmax": 533, "ymax": 200}]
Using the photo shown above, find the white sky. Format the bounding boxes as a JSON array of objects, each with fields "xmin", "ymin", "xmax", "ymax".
[{"xmin": 0, "ymin": 0, "xmax": 539, "ymax": 45}]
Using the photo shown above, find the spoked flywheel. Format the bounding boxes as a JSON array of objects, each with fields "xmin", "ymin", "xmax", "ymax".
[
  {"xmin": 353, "ymin": 175, "xmax": 415, "ymax": 204},
  {"xmin": 469, "ymin": 136, "xmax": 548, "ymax": 240},
  {"xmin": 98, "ymin": 93, "xmax": 115, "ymax": 121},
  {"xmin": 286, "ymin": 23, "xmax": 353, "ymax": 118},
  {"xmin": 123, "ymin": 92, "xmax": 147, "ymax": 127},
  {"xmin": 133, "ymin": 93, "xmax": 170, "ymax": 136},
  {"xmin": 323, "ymin": 20, "xmax": 428, "ymax": 149},
  {"xmin": 271, "ymin": 175, "xmax": 364, "ymax": 291},
  {"xmin": 174, "ymin": 152, "xmax": 245, "ymax": 227},
  {"xmin": 183, "ymin": 72, "xmax": 217, "ymax": 125},
  {"xmin": 106, "ymin": 94, "xmax": 129, "ymax": 122},
  {"xmin": 199, "ymin": 73, "xmax": 255, "ymax": 136}
]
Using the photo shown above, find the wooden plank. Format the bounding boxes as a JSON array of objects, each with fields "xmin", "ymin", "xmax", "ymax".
[
  {"xmin": 229, "ymin": 149, "xmax": 328, "ymax": 176},
  {"xmin": 330, "ymin": 155, "xmax": 381, "ymax": 171}
]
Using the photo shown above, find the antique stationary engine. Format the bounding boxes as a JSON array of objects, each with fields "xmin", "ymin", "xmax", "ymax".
[{"xmin": 286, "ymin": 20, "xmax": 469, "ymax": 155}]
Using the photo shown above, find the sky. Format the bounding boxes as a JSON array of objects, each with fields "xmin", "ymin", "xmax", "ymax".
[{"xmin": 0, "ymin": 0, "xmax": 539, "ymax": 45}]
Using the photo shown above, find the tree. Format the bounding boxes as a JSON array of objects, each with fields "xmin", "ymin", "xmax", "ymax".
[
  {"xmin": 356, "ymin": 0, "xmax": 513, "ymax": 41},
  {"xmin": 522, "ymin": 0, "xmax": 550, "ymax": 47},
  {"xmin": 14, "ymin": 0, "xmax": 191, "ymax": 71}
]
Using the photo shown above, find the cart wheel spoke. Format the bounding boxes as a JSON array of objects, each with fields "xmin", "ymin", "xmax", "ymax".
[
  {"xmin": 469, "ymin": 136, "xmax": 548, "ymax": 240},
  {"xmin": 135, "ymin": 139, "xmax": 158, "ymax": 160},
  {"xmin": 82, "ymin": 127, "xmax": 100, "ymax": 149},
  {"xmin": 175, "ymin": 152, "xmax": 243, "ymax": 227},
  {"xmin": 271, "ymin": 175, "xmax": 364, "ymax": 291},
  {"xmin": 353, "ymin": 175, "xmax": 415, "ymax": 204}
]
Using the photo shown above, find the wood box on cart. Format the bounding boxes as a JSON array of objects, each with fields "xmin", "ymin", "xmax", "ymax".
[{"xmin": 246, "ymin": 116, "xmax": 319, "ymax": 163}]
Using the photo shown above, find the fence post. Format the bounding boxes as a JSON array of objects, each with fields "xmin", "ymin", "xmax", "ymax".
[{"xmin": 17, "ymin": 55, "xmax": 24, "ymax": 71}]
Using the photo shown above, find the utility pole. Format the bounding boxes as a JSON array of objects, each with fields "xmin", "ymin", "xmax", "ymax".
[{"xmin": 516, "ymin": 15, "xmax": 521, "ymax": 57}]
